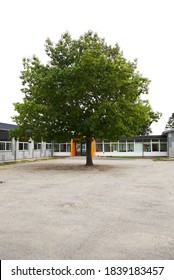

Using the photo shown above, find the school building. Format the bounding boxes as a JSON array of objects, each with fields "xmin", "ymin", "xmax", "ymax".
[{"xmin": 0, "ymin": 122, "xmax": 174, "ymax": 161}]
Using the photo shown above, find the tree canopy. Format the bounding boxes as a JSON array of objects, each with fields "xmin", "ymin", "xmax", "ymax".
[
  {"xmin": 12, "ymin": 31, "xmax": 161, "ymax": 165},
  {"xmin": 165, "ymin": 113, "xmax": 174, "ymax": 129}
]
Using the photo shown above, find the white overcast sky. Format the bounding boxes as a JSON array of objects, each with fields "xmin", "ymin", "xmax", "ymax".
[{"xmin": 0, "ymin": 0, "xmax": 174, "ymax": 134}]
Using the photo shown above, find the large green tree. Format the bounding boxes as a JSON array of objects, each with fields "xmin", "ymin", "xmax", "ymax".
[{"xmin": 12, "ymin": 31, "xmax": 160, "ymax": 165}]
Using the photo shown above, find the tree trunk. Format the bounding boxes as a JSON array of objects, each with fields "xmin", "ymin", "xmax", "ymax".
[{"xmin": 86, "ymin": 137, "xmax": 93, "ymax": 166}]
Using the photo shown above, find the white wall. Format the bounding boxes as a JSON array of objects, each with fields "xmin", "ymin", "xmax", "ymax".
[{"xmin": 96, "ymin": 151, "xmax": 167, "ymax": 157}]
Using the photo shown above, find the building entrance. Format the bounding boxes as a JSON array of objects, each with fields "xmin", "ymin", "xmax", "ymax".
[
  {"xmin": 76, "ymin": 142, "xmax": 87, "ymax": 156},
  {"xmin": 70, "ymin": 138, "xmax": 96, "ymax": 157}
]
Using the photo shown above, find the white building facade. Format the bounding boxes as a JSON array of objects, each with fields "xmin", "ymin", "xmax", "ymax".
[{"xmin": 1, "ymin": 122, "xmax": 174, "ymax": 161}]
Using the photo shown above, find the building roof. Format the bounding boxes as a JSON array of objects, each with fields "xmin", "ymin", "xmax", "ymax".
[
  {"xmin": 132, "ymin": 134, "xmax": 167, "ymax": 140},
  {"xmin": 0, "ymin": 122, "xmax": 17, "ymax": 131},
  {"xmin": 163, "ymin": 129, "xmax": 174, "ymax": 134},
  {"xmin": 118, "ymin": 134, "xmax": 167, "ymax": 141}
]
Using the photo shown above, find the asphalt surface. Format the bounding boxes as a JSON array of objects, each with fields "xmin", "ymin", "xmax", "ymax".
[{"xmin": 0, "ymin": 157, "xmax": 174, "ymax": 259}]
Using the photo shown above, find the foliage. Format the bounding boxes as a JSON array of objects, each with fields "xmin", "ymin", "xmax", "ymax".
[
  {"xmin": 137, "ymin": 111, "xmax": 161, "ymax": 135},
  {"xmin": 165, "ymin": 113, "xmax": 174, "ymax": 129},
  {"xmin": 12, "ymin": 31, "xmax": 160, "ymax": 165}
]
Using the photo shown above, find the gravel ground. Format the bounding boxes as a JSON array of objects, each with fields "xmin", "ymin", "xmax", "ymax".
[{"xmin": 0, "ymin": 157, "xmax": 174, "ymax": 260}]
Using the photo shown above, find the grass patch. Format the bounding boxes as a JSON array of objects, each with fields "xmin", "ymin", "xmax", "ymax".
[
  {"xmin": 0, "ymin": 156, "xmax": 66, "ymax": 166},
  {"xmin": 100, "ymin": 156, "xmax": 152, "ymax": 159},
  {"xmin": 153, "ymin": 157, "xmax": 174, "ymax": 161},
  {"xmin": 99, "ymin": 156, "xmax": 173, "ymax": 161},
  {"xmin": 0, "ymin": 161, "xmax": 17, "ymax": 166}
]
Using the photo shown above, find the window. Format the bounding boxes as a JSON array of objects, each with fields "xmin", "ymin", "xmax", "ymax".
[
  {"xmin": 127, "ymin": 143, "xmax": 134, "ymax": 152},
  {"xmin": 152, "ymin": 143, "xmax": 159, "ymax": 151},
  {"xmin": 19, "ymin": 142, "xmax": 28, "ymax": 151},
  {"xmin": 34, "ymin": 143, "xmax": 41, "ymax": 150},
  {"xmin": 0, "ymin": 142, "xmax": 5, "ymax": 150},
  {"xmin": 46, "ymin": 143, "xmax": 52, "ymax": 150},
  {"xmin": 96, "ymin": 143, "xmax": 103, "ymax": 152},
  {"xmin": 53, "ymin": 143, "xmax": 71, "ymax": 152},
  {"xmin": 60, "ymin": 144, "xmax": 66, "ymax": 152},
  {"xmin": 160, "ymin": 143, "xmax": 167, "ymax": 152},
  {"xmin": 152, "ymin": 139, "xmax": 159, "ymax": 142},
  {"xmin": 6, "ymin": 142, "xmax": 12, "ymax": 150},
  {"xmin": 66, "ymin": 143, "xmax": 71, "ymax": 152},
  {"xmin": 119, "ymin": 143, "xmax": 126, "ymax": 152},
  {"xmin": 0, "ymin": 142, "xmax": 12, "ymax": 151},
  {"xmin": 143, "ymin": 139, "xmax": 150, "ymax": 142},
  {"xmin": 135, "ymin": 138, "xmax": 143, "ymax": 143},
  {"xmin": 19, "ymin": 143, "xmax": 23, "ymax": 150},
  {"xmin": 24, "ymin": 143, "xmax": 28, "ymax": 150},
  {"xmin": 104, "ymin": 143, "xmax": 110, "ymax": 152},
  {"xmin": 54, "ymin": 143, "xmax": 59, "ymax": 152},
  {"xmin": 143, "ymin": 144, "xmax": 151, "ymax": 152},
  {"xmin": 111, "ymin": 143, "xmax": 118, "ymax": 152}
]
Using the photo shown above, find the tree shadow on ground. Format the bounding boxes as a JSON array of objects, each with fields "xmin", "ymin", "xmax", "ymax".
[{"xmin": 31, "ymin": 163, "xmax": 114, "ymax": 172}]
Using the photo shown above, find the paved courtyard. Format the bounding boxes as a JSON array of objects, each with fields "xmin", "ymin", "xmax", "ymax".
[{"xmin": 0, "ymin": 157, "xmax": 174, "ymax": 259}]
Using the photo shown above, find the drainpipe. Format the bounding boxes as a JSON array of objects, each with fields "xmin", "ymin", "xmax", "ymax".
[
  {"xmin": 51, "ymin": 141, "xmax": 54, "ymax": 157},
  {"xmin": 102, "ymin": 140, "xmax": 105, "ymax": 154},
  {"xmin": 142, "ymin": 139, "xmax": 144, "ymax": 158},
  {"xmin": 14, "ymin": 139, "xmax": 17, "ymax": 161}
]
